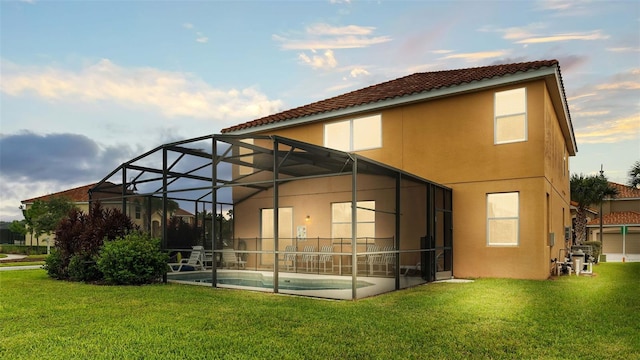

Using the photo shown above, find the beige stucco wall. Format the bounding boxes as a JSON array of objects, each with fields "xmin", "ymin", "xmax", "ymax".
[{"xmin": 244, "ymin": 80, "xmax": 572, "ymax": 279}]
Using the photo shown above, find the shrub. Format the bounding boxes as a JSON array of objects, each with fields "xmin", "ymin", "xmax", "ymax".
[
  {"xmin": 67, "ymin": 254, "xmax": 102, "ymax": 282},
  {"xmin": 97, "ymin": 233, "xmax": 168, "ymax": 285},
  {"xmin": 584, "ymin": 241, "xmax": 603, "ymax": 263},
  {"xmin": 51, "ymin": 202, "xmax": 138, "ymax": 280},
  {"xmin": 43, "ymin": 249, "xmax": 66, "ymax": 279}
]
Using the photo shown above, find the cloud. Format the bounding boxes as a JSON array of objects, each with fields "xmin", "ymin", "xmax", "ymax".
[
  {"xmin": 0, "ymin": 59, "xmax": 283, "ymax": 121},
  {"xmin": 595, "ymin": 81, "xmax": 640, "ymax": 90},
  {"xmin": 607, "ymin": 47, "xmax": 640, "ymax": 52},
  {"xmin": 349, "ymin": 67, "xmax": 370, "ymax": 78},
  {"xmin": 575, "ymin": 114, "xmax": 640, "ymax": 144},
  {"xmin": 298, "ymin": 50, "xmax": 338, "ymax": 69},
  {"xmin": 272, "ymin": 23, "xmax": 391, "ymax": 50},
  {"xmin": 440, "ymin": 50, "xmax": 510, "ymax": 62},
  {"xmin": 306, "ymin": 24, "xmax": 373, "ymax": 36},
  {"xmin": 0, "ymin": 132, "xmax": 136, "ymax": 183},
  {"xmin": 329, "ymin": 0, "xmax": 351, "ymax": 3},
  {"xmin": 196, "ymin": 32, "xmax": 208, "ymax": 43},
  {"xmin": 182, "ymin": 22, "xmax": 207, "ymax": 44},
  {"xmin": 431, "ymin": 50, "xmax": 453, "ymax": 55},
  {"xmin": 516, "ymin": 30, "xmax": 609, "ymax": 44}
]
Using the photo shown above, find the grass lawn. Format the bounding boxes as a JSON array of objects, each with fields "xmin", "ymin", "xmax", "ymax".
[{"xmin": 1, "ymin": 264, "xmax": 638, "ymax": 359}]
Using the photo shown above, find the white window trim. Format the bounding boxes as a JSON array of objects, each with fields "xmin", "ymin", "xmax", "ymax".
[
  {"xmin": 324, "ymin": 114, "xmax": 382, "ymax": 152},
  {"xmin": 494, "ymin": 88, "xmax": 527, "ymax": 145},
  {"xmin": 486, "ymin": 192, "xmax": 519, "ymax": 246}
]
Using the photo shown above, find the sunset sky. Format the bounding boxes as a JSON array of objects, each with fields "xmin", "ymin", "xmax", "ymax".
[{"xmin": 1, "ymin": 0, "xmax": 638, "ymax": 220}]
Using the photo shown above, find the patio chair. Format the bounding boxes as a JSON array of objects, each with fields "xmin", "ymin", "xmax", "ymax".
[
  {"xmin": 357, "ymin": 244, "xmax": 381, "ymax": 275},
  {"xmin": 283, "ymin": 245, "xmax": 297, "ymax": 272},
  {"xmin": 221, "ymin": 248, "xmax": 246, "ymax": 269},
  {"xmin": 302, "ymin": 246, "xmax": 317, "ymax": 272},
  {"xmin": 168, "ymin": 246, "xmax": 205, "ymax": 272},
  {"xmin": 318, "ymin": 245, "xmax": 334, "ymax": 273}
]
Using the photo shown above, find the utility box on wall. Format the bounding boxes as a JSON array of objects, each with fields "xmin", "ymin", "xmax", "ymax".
[
  {"xmin": 564, "ymin": 227, "xmax": 571, "ymax": 241},
  {"xmin": 548, "ymin": 232, "xmax": 555, "ymax": 247}
]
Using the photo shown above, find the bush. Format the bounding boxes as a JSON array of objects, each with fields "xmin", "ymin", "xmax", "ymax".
[
  {"xmin": 584, "ymin": 241, "xmax": 603, "ymax": 263},
  {"xmin": 51, "ymin": 202, "xmax": 138, "ymax": 280},
  {"xmin": 97, "ymin": 233, "xmax": 168, "ymax": 285},
  {"xmin": 67, "ymin": 254, "xmax": 102, "ymax": 282},
  {"xmin": 0, "ymin": 245, "xmax": 48, "ymax": 255},
  {"xmin": 43, "ymin": 249, "xmax": 66, "ymax": 279}
]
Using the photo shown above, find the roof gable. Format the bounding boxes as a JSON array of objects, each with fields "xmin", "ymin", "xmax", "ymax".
[{"xmin": 222, "ymin": 59, "xmax": 569, "ymax": 134}]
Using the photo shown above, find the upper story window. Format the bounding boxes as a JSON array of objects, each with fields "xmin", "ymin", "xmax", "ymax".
[
  {"xmin": 494, "ymin": 88, "xmax": 527, "ymax": 144},
  {"xmin": 324, "ymin": 115, "xmax": 381, "ymax": 152},
  {"xmin": 487, "ymin": 192, "xmax": 519, "ymax": 246}
]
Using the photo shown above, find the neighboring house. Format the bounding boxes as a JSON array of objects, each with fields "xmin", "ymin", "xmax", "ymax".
[
  {"xmin": 221, "ymin": 59, "xmax": 576, "ymax": 280},
  {"xmin": 20, "ymin": 182, "xmax": 194, "ymax": 246},
  {"xmin": 586, "ymin": 182, "xmax": 640, "ymax": 262}
]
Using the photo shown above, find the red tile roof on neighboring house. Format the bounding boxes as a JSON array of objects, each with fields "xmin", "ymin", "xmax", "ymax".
[
  {"xmin": 587, "ymin": 211, "xmax": 640, "ymax": 226},
  {"xmin": 222, "ymin": 60, "xmax": 563, "ymax": 133},
  {"xmin": 174, "ymin": 208, "xmax": 194, "ymax": 217},
  {"xmin": 608, "ymin": 182, "xmax": 640, "ymax": 199},
  {"xmin": 21, "ymin": 182, "xmax": 126, "ymax": 204}
]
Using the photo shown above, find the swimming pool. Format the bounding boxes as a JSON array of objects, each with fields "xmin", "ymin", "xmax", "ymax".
[{"xmin": 168, "ymin": 271, "xmax": 373, "ymax": 291}]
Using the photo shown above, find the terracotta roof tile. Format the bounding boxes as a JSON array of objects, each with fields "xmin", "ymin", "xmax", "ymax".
[
  {"xmin": 608, "ymin": 182, "xmax": 640, "ymax": 199},
  {"xmin": 21, "ymin": 182, "xmax": 125, "ymax": 204},
  {"xmin": 587, "ymin": 211, "xmax": 640, "ymax": 226},
  {"xmin": 222, "ymin": 60, "xmax": 562, "ymax": 133}
]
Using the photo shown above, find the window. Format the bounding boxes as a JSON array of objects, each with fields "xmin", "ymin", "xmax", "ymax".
[
  {"xmin": 494, "ymin": 88, "xmax": 526, "ymax": 144},
  {"xmin": 331, "ymin": 201, "xmax": 375, "ymax": 241},
  {"xmin": 324, "ymin": 115, "xmax": 381, "ymax": 151},
  {"xmin": 487, "ymin": 192, "xmax": 519, "ymax": 246},
  {"xmin": 260, "ymin": 207, "xmax": 293, "ymax": 265},
  {"xmin": 135, "ymin": 205, "xmax": 141, "ymax": 220}
]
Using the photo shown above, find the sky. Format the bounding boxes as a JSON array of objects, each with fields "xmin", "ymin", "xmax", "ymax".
[{"xmin": 0, "ymin": 0, "xmax": 638, "ymax": 221}]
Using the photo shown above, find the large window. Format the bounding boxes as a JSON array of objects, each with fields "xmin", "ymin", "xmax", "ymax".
[
  {"xmin": 324, "ymin": 115, "xmax": 381, "ymax": 152},
  {"xmin": 260, "ymin": 207, "xmax": 293, "ymax": 265},
  {"xmin": 487, "ymin": 192, "xmax": 519, "ymax": 246},
  {"xmin": 494, "ymin": 88, "xmax": 526, "ymax": 144},
  {"xmin": 331, "ymin": 201, "xmax": 375, "ymax": 241}
]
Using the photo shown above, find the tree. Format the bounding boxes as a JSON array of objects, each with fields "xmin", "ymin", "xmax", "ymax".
[
  {"xmin": 570, "ymin": 174, "xmax": 618, "ymax": 245},
  {"xmin": 21, "ymin": 197, "xmax": 76, "ymax": 248},
  {"xmin": 8, "ymin": 219, "xmax": 27, "ymax": 236},
  {"xmin": 628, "ymin": 161, "xmax": 640, "ymax": 189}
]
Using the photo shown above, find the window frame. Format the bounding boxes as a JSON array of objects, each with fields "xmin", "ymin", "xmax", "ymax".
[
  {"xmin": 486, "ymin": 192, "xmax": 519, "ymax": 246},
  {"xmin": 331, "ymin": 201, "xmax": 375, "ymax": 243},
  {"xmin": 494, "ymin": 87, "xmax": 527, "ymax": 145},
  {"xmin": 324, "ymin": 114, "xmax": 382, "ymax": 152}
]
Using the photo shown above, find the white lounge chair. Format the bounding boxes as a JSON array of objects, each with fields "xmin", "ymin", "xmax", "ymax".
[
  {"xmin": 302, "ymin": 246, "xmax": 316, "ymax": 272},
  {"xmin": 318, "ymin": 245, "xmax": 334, "ymax": 273},
  {"xmin": 168, "ymin": 246, "xmax": 204, "ymax": 272},
  {"xmin": 283, "ymin": 245, "xmax": 297, "ymax": 272},
  {"xmin": 221, "ymin": 248, "xmax": 246, "ymax": 269}
]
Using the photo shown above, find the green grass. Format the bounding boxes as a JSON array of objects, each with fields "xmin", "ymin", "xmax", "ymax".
[
  {"xmin": 0, "ymin": 254, "xmax": 6, "ymax": 258},
  {"xmin": 1, "ymin": 264, "xmax": 639, "ymax": 359}
]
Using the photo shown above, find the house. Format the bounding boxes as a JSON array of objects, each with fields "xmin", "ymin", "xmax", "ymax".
[
  {"xmin": 20, "ymin": 182, "xmax": 195, "ymax": 246},
  {"xmin": 221, "ymin": 59, "xmax": 576, "ymax": 280},
  {"xmin": 586, "ymin": 182, "xmax": 640, "ymax": 262},
  {"xmin": 92, "ymin": 59, "xmax": 576, "ymax": 299}
]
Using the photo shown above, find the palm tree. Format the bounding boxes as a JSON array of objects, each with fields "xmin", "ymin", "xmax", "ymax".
[
  {"xmin": 570, "ymin": 174, "xmax": 618, "ymax": 245},
  {"xmin": 628, "ymin": 161, "xmax": 640, "ymax": 189}
]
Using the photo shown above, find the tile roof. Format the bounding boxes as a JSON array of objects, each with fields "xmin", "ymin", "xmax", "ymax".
[
  {"xmin": 607, "ymin": 182, "xmax": 640, "ymax": 199},
  {"xmin": 21, "ymin": 182, "xmax": 125, "ymax": 204},
  {"xmin": 587, "ymin": 211, "xmax": 640, "ymax": 226},
  {"xmin": 222, "ymin": 59, "xmax": 562, "ymax": 133}
]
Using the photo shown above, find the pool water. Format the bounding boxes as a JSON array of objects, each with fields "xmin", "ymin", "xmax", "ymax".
[{"xmin": 169, "ymin": 271, "xmax": 373, "ymax": 290}]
